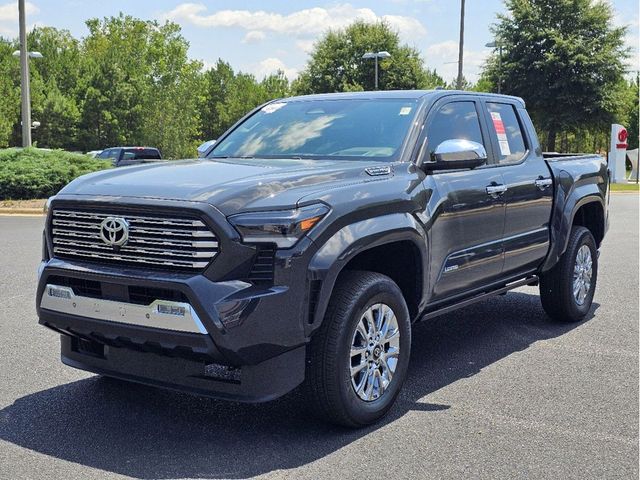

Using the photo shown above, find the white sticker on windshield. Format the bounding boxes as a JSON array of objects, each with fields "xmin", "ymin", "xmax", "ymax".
[
  {"xmin": 490, "ymin": 111, "xmax": 511, "ymax": 156},
  {"xmin": 399, "ymin": 106, "xmax": 412, "ymax": 116},
  {"xmin": 262, "ymin": 102, "xmax": 287, "ymax": 114}
]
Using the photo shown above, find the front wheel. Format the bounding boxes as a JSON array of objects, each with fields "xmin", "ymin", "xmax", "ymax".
[
  {"xmin": 540, "ymin": 226, "xmax": 598, "ymax": 322},
  {"xmin": 306, "ymin": 271, "xmax": 411, "ymax": 427}
]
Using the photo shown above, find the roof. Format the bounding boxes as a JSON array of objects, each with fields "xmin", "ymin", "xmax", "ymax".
[
  {"xmin": 284, "ymin": 90, "xmax": 434, "ymax": 102},
  {"xmin": 280, "ymin": 89, "xmax": 525, "ymax": 106}
]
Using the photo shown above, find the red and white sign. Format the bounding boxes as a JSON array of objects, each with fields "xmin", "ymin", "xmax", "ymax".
[
  {"xmin": 490, "ymin": 111, "xmax": 511, "ymax": 156},
  {"xmin": 616, "ymin": 128, "xmax": 628, "ymax": 149}
]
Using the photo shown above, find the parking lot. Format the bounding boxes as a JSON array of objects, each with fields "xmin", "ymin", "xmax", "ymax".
[{"xmin": 0, "ymin": 194, "xmax": 637, "ymax": 480}]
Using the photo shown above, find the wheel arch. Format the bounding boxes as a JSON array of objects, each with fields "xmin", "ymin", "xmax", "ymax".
[
  {"xmin": 306, "ymin": 213, "xmax": 428, "ymax": 335},
  {"xmin": 541, "ymin": 189, "xmax": 606, "ymax": 272}
]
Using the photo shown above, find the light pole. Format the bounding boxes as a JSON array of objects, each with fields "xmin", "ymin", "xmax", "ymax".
[
  {"xmin": 456, "ymin": 0, "xmax": 466, "ymax": 90},
  {"xmin": 362, "ymin": 51, "xmax": 391, "ymax": 90},
  {"xmin": 485, "ymin": 40, "xmax": 503, "ymax": 94},
  {"xmin": 16, "ymin": 0, "xmax": 42, "ymax": 147}
]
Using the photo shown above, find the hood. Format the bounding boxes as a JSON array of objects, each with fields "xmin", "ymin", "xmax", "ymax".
[{"xmin": 60, "ymin": 158, "xmax": 387, "ymax": 215}]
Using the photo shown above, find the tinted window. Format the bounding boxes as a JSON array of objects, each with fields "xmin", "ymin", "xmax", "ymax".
[
  {"xmin": 209, "ymin": 99, "xmax": 419, "ymax": 161},
  {"xmin": 426, "ymin": 101, "xmax": 484, "ymax": 158},
  {"xmin": 98, "ymin": 149, "xmax": 120, "ymax": 160},
  {"xmin": 122, "ymin": 148, "xmax": 161, "ymax": 160},
  {"xmin": 486, "ymin": 103, "xmax": 526, "ymax": 164}
]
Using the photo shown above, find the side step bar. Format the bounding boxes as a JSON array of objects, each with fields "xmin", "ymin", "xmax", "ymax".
[{"xmin": 420, "ymin": 276, "xmax": 539, "ymax": 321}]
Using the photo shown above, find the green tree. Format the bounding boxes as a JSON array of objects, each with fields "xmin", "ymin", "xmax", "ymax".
[
  {"xmin": 76, "ymin": 15, "xmax": 203, "ymax": 157},
  {"xmin": 623, "ymin": 74, "xmax": 639, "ymax": 150},
  {"xmin": 201, "ymin": 60, "xmax": 290, "ymax": 140},
  {"xmin": 483, "ymin": 0, "xmax": 629, "ymax": 151},
  {"xmin": 293, "ymin": 21, "xmax": 444, "ymax": 94},
  {"xmin": 0, "ymin": 39, "xmax": 20, "ymax": 147}
]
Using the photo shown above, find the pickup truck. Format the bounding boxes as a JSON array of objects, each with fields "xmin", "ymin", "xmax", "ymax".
[
  {"xmin": 96, "ymin": 146, "xmax": 162, "ymax": 167},
  {"xmin": 37, "ymin": 90, "xmax": 609, "ymax": 427}
]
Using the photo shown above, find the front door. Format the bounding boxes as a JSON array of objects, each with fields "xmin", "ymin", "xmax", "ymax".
[{"xmin": 421, "ymin": 100, "xmax": 506, "ymax": 301}]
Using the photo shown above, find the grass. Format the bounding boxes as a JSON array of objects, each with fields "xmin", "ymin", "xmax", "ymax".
[{"xmin": 611, "ymin": 182, "xmax": 640, "ymax": 192}]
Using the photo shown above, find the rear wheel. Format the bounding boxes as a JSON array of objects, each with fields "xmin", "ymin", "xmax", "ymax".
[
  {"xmin": 540, "ymin": 226, "xmax": 598, "ymax": 322},
  {"xmin": 306, "ymin": 271, "xmax": 411, "ymax": 427}
]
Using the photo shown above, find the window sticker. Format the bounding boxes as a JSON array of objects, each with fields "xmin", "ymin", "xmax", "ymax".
[
  {"xmin": 490, "ymin": 111, "xmax": 511, "ymax": 156},
  {"xmin": 262, "ymin": 102, "xmax": 287, "ymax": 114},
  {"xmin": 399, "ymin": 106, "xmax": 412, "ymax": 116}
]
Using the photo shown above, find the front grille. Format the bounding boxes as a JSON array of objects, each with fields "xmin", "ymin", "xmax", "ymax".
[{"xmin": 51, "ymin": 209, "xmax": 219, "ymax": 271}]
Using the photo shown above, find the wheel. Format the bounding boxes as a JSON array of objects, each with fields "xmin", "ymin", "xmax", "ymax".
[
  {"xmin": 306, "ymin": 270, "xmax": 411, "ymax": 427},
  {"xmin": 540, "ymin": 226, "xmax": 598, "ymax": 322}
]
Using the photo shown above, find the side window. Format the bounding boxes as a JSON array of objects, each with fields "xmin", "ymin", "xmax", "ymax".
[
  {"xmin": 486, "ymin": 103, "xmax": 527, "ymax": 164},
  {"xmin": 99, "ymin": 149, "xmax": 120, "ymax": 160},
  {"xmin": 426, "ymin": 101, "xmax": 484, "ymax": 158}
]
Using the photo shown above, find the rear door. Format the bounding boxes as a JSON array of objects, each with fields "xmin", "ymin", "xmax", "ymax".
[
  {"xmin": 422, "ymin": 98, "xmax": 507, "ymax": 301},
  {"xmin": 480, "ymin": 101, "xmax": 553, "ymax": 276}
]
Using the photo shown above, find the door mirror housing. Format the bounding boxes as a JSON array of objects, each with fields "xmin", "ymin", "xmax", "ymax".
[
  {"xmin": 197, "ymin": 139, "xmax": 216, "ymax": 158},
  {"xmin": 423, "ymin": 139, "xmax": 487, "ymax": 171}
]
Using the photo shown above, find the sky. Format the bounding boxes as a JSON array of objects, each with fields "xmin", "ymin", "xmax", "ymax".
[{"xmin": 0, "ymin": 0, "xmax": 638, "ymax": 83}]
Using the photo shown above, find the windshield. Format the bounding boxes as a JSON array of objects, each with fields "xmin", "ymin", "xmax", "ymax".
[{"xmin": 208, "ymin": 98, "xmax": 419, "ymax": 161}]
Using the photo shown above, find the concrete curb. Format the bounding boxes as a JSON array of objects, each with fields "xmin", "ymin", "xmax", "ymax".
[{"xmin": 0, "ymin": 208, "xmax": 44, "ymax": 215}]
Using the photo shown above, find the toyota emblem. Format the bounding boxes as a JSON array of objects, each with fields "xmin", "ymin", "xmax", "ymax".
[{"xmin": 99, "ymin": 217, "xmax": 129, "ymax": 247}]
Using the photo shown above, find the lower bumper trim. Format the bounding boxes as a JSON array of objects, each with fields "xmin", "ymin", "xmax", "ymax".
[{"xmin": 41, "ymin": 284, "xmax": 207, "ymax": 334}]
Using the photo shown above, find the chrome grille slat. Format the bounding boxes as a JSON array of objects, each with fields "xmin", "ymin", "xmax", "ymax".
[
  {"xmin": 52, "ymin": 229, "xmax": 217, "ymax": 248},
  {"xmin": 53, "ymin": 239, "xmax": 216, "ymax": 258},
  {"xmin": 51, "ymin": 208, "xmax": 219, "ymax": 270},
  {"xmin": 53, "ymin": 247, "xmax": 211, "ymax": 269}
]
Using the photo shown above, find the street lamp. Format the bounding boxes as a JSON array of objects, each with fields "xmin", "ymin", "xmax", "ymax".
[
  {"xmin": 485, "ymin": 40, "xmax": 503, "ymax": 94},
  {"xmin": 12, "ymin": 50, "xmax": 43, "ymax": 58},
  {"xmin": 15, "ymin": 0, "xmax": 43, "ymax": 147},
  {"xmin": 362, "ymin": 51, "xmax": 391, "ymax": 90}
]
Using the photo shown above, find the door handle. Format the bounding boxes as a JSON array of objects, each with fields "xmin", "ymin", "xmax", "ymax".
[
  {"xmin": 535, "ymin": 177, "xmax": 553, "ymax": 190},
  {"xmin": 486, "ymin": 184, "xmax": 507, "ymax": 197}
]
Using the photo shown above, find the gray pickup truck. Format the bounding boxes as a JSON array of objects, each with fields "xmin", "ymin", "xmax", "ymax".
[{"xmin": 37, "ymin": 90, "xmax": 609, "ymax": 427}]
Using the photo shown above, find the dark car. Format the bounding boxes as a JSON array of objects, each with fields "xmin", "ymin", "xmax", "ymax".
[
  {"xmin": 97, "ymin": 147, "xmax": 162, "ymax": 167},
  {"xmin": 37, "ymin": 91, "xmax": 609, "ymax": 427}
]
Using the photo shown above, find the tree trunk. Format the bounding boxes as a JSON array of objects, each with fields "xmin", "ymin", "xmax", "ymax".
[{"xmin": 547, "ymin": 129, "xmax": 557, "ymax": 152}]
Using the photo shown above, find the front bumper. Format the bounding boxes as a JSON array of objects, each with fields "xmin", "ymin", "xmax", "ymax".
[
  {"xmin": 37, "ymin": 251, "xmax": 312, "ymax": 401},
  {"xmin": 60, "ymin": 335, "xmax": 305, "ymax": 403}
]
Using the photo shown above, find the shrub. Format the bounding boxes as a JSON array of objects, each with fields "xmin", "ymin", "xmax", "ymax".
[{"xmin": 0, "ymin": 148, "xmax": 111, "ymax": 200}]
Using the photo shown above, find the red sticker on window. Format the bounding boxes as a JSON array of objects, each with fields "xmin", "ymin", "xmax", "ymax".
[{"xmin": 490, "ymin": 111, "xmax": 511, "ymax": 155}]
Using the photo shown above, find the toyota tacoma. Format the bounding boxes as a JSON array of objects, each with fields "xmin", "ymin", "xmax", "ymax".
[{"xmin": 37, "ymin": 90, "xmax": 609, "ymax": 427}]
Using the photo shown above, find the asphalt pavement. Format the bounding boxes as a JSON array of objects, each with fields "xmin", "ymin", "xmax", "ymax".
[{"xmin": 0, "ymin": 195, "xmax": 638, "ymax": 480}]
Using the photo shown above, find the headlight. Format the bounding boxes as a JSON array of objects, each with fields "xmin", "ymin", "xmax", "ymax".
[
  {"xmin": 228, "ymin": 204, "xmax": 329, "ymax": 248},
  {"xmin": 43, "ymin": 196, "xmax": 55, "ymax": 215}
]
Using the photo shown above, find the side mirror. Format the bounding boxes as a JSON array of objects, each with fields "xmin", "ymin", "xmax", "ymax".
[
  {"xmin": 197, "ymin": 139, "xmax": 216, "ymax": 158},
  {"xmin": 424, "ymin": 139, "xmax": 487, "ymax": 171}
]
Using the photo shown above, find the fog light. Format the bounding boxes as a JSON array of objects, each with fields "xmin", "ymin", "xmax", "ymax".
[
  {"xmin": 157, "ymin": 304, "xmax": 186, "ymax": 316},
  {"xmin": 48, "ymin": 285, "xmax": 72, "ymax": 299}
]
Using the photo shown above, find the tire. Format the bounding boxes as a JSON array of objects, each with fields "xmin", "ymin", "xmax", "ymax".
[
  {"xmin": 540, "ymin": 226, "xmax": 598, "ymax": 322},
  {"xmin": 305, "ymin": 270, "xmax": 411, "ymax": 427}
]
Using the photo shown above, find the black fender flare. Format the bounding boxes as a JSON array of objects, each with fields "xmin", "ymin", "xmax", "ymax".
[
  {"xmin": 306, "ymin": 213, "xmax": 428, "ymax": 335},
  {"xmin": 541, "ymin": 180, "xmax": 606, "ymax": 272}
]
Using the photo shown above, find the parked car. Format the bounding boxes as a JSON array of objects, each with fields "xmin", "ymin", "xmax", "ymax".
[
  {"xmin": 97, "ymin": 146, "xmax": 162, "ymax": 167},
  {"xmin": 37, "ymin": 90, "xmax": 609, "ymax": 427},
  {"xmin": 86, "ymin": 150, "xmax": 103, "ymax": 158}
]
